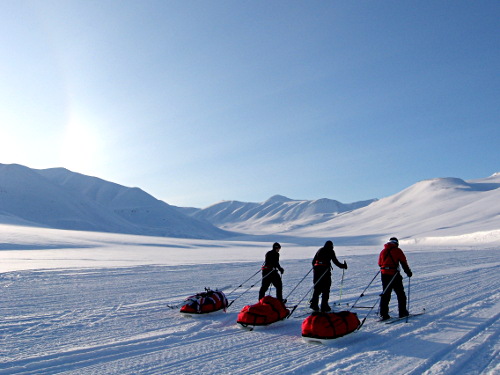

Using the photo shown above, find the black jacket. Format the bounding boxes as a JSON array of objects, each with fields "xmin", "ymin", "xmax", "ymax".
[
  {"xmin": 312, "ymin": 242, "xmax": 344, "ymax": 270},
  {"xmin": 262, "ymin": 249, "xmax": 284, "ymax": 273}
]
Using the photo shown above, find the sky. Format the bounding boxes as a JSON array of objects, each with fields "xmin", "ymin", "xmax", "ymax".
[{"xmin": 1, "ymin": 1, "xmax": 499, "ymax": 208}]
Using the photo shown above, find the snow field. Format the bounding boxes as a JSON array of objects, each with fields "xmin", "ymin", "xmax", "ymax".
[{"xmin": 1, "ymin": 248, "xmax": 499, "ymax": 375}]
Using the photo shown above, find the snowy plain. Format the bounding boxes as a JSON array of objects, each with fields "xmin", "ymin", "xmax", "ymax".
[{"xmin": 1, "ymin": 224, "xmax": 499, "ymax": 375}]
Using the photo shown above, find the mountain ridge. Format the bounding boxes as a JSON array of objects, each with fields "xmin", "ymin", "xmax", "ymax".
[
  {"xmin": 1, "ymin": 163, "xmax": 499, "ymax": 245},
  {"xmin": 0, "ymin": 164, "xmax": 229, "ymax": 239}
]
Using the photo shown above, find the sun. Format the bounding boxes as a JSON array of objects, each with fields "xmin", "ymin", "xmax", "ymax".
[{"xmin": 59, "ymin": 115, "xmax": 102, "ymax": 174}]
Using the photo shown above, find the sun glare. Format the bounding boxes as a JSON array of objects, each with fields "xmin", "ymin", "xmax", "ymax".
[{"xmin": 59, "ymin": 116, "xmax": 101, "ymax": 174}]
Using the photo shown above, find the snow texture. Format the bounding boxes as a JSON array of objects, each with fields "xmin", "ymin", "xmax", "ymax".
[{"xmin": 0, "ymin": 225, "xmax": 499, "ymax": 375}]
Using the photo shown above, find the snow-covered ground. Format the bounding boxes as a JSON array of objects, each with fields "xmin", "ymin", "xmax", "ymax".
[{"xmin": 1, "ymin": 225, "xmax": 498, "ymax": 374}]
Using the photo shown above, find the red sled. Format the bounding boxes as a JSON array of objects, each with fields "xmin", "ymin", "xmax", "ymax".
[
  {"xmin": 180, "ymin": 289, "xmax": 228, "ymax": 315},
  {"xmin": 302, "ymin": 311, "xmax": 360, "ymax": 343},
  {"xmin": 237, "ymin": 296, "xmax": 290, "ymax": 329}
]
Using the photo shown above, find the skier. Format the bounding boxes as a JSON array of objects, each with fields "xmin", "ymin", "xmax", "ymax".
[
  {"xmin": 310, "ymin": 240, "xmax": 347, "ymax": 312},
  {"xmin": 258, "ymin": 242, "xmax": 285, "ymax": 302},
  {"xmin": 378, "ymin": 237, "xmax": 413, "ymax": 320}
]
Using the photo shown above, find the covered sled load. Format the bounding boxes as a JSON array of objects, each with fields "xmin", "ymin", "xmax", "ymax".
[
  {"xmin": 302, "ymin": 311, "xmax": 360, "ymax": 341},
  {"xmin": 180, "ymin": 288, "xmax": 228, "ymax": 315},
  {"xmin": 237, "ymin": 296, "xmax": 290, "ymax": 328}
]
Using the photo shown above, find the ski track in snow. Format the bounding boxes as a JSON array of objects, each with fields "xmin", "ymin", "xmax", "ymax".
[{"xmin": 1, "ymin": 250, "xmax": 499, "ymax": 375}]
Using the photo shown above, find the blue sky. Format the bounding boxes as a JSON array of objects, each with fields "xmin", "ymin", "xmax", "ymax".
[{"xmin": 1, "ymin": 1, "xmax": 499, "ymax": 208}]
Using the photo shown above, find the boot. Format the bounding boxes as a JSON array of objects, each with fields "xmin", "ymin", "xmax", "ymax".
[
  {"xmin": 321, "ymin": 294, "xmax": 332, "ymax": 312},
  {"xmin": 321, "ymin": 304, "xmax": 331, "ymax": 312},
  {"xmin": 310, "ymin": 292, "xmax": 320, "ymax": 311}
]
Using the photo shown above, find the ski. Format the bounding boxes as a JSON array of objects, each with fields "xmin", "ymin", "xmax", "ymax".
[{"xmin": 384, "ymin": 310, "xmax": 426, "ymax": 324}]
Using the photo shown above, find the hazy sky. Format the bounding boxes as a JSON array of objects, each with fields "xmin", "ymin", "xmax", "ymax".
[{"xmin": 1, "ymin": 1, "xmax": 499, "ymax": 208}]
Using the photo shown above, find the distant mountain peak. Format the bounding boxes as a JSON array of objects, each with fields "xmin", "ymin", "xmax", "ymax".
[{"xmin": 265, "ymin": 195, "xmax": 293, "ymax": 203}]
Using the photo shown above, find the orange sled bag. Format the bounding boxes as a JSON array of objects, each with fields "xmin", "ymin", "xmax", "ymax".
[
  {"xmin": 180, "ymin": 289, "xmax": 228, "ymax": 314},
  {"xmin": 302, "ymin": 311, "xmax": 360, "ymax": 340},
  {"xmin": 237, "ymin": 296, "xmax": 290, "ymax": 326}
]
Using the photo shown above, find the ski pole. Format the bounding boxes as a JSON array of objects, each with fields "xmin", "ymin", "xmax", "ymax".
[
  {"xmin": 357, "ymin": 271, "xmax": 398, "ymax": 330},
  {"xmin": 406, "ymin": 276, "xmax": 411, "ymax": 323},
  {"xmin": 287, "ymin": 267, "xmax": 330, "ymax": 319},
  {"xmin": 337, "ymin": 262, "xmax": 346, "ymax": 305},
  {"xmin": 349, "ymin": 270, "xmax": 380, "ymax": 311}
]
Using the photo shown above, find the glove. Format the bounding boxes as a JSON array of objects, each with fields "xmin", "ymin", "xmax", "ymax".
[
  {"xmin": 343, "ymin": 261, "xmax": 348, "ymax": 270},
  {"xmin": 280, "ymin": 268, "xmax": 284, "ymax": 274},
  {"xmin": 406, "ymin": 270, "xmax": 413, "ymax": 278}
]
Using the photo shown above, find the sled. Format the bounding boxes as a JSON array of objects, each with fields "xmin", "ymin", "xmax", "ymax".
[
  {"xmin": 179, "ymin": 289, "xmax": 228, "ymax": 316},
  {"xmin": 237, "ymin": 296, "xmax": 290, "ymax": 330},
  {"xmin": 301, "ymin": 311, "xmax": 360, "ymax": 344}
]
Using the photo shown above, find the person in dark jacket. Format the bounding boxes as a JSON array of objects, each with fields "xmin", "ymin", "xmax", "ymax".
[
  {"xmin": 310, "ymin": 240, "xmax": 347, "ymax": 312},
  {"xmin": 258, "ymin": 242, "xmax": 285, "ymax": 302},
  {"xmin": 378, "ymin": 237, "xmax": 413, "ymax": 320}
]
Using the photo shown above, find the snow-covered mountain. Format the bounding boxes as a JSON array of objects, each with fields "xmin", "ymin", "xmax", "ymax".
[
  {"xmin": 182, "ymin": 194, "xmax": 375, "ymax": 232},
  {"xmin": 284, "ymin": 174, "xmax": 500, "ymax": 245},
  {"xmin": 0, "ymin": 164, "xmax": 229, "ymax": 239},
  {"xmin": 2, "ymin": 163, "xmax": 499, "ymax": 245},
  {"xmin": 178, "ymin": 173, "xmax": 500, "ymax": 246}
]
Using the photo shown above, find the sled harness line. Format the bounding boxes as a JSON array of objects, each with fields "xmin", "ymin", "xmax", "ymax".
[
  {"xmin": 284, "ymin": 267, "xmax": 313, "ymax": 302},
  {"xmin": 225, "ymin": 269, "xmax": 261, "ymax": 298},
  {"xmin": 286, "ymin": 266, "xmax": 331, "ymax": 319},
  {"xmin": 349, "ymin": 270, "xmax": 380, "ymax": 311},
  {"xmin": 227, "ymin": 270, "xmax": 275, "ymax": 308},
  {"xmin": 356, "ymin": 271, "xmax": 399, "ymax": 331}
]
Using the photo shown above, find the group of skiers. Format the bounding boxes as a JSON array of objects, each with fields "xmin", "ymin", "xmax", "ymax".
[{"xmin": 259, "ymin": 237, "xmax": 413, "ymax": 320}]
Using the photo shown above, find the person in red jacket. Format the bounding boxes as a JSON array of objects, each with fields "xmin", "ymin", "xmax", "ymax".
[{"xmin": 378, "ymin": 237, "xmax": 413, "ymax": 320}]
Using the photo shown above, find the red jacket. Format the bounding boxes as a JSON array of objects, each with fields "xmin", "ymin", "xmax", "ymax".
[{"xmin": 378, "ymin": 242, "xmax": 411, "ymax": 275}]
